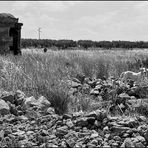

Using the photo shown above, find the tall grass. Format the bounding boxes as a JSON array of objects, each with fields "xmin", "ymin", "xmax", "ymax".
[{"xmin": 0, "ymin": 48, "xmax": 148, "ymax": 114}]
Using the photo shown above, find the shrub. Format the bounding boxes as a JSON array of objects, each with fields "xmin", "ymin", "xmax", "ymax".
[{"xmin": 135, "ymin": 101, "xmax": 148, "ymax": 117}]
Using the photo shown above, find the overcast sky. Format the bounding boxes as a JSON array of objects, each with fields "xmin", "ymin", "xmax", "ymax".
[{"xmin": 0, "ymin": 1, "xmax": 148, "ymax": 41}]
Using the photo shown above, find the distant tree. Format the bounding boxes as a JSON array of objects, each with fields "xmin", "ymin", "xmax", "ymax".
[{"xmin": 21, "ymin": 38, "xmax": 148, "ymax": 50}]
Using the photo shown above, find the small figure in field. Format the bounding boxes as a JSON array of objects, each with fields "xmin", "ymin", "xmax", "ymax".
[
  {"xmin": 43, "ymin": 48, "xmax": 47, "ymax": 53},
  {"xmin": 65, "ymin": 62, "xmax": 71, "ymax": 67},
  {"xmin": 119, "ymin": 68, "xmax": 146, "ymax": 85}
]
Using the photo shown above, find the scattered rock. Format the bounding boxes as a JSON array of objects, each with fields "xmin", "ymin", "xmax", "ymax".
[
  {"xmin": 90, "ymin": 89, "xmax": 100, "ymax": 95},
  {"xmin": 14, "ymin": 90, "xmax": 25, "ymax": 106},
  {"xmin": 46, "ymin": 107, "xmax": 55, "ymax": 115},
  {"xmin": 87, "ymin": 80, "xmax": 96, "ymax": 88},
  {"xmin": 63, "ymin": 113, "xmax": 72, "ymax": 120},
  {"xmin": 56, "ymin": 126, "xmax": 68, "ymax": 138},
  {"xmin": 75, "ymin": 74, "xmax": 85, "ymax": 84},
  {"xmin": 135, "ymin": 142, "xmax": 145, "ymax": 148},
  {"xmin": 119, "ymin": 93, "xmax": 131, "ymax": 100},
  {"xmin": 124, "ymin": 138, "xmax": 135, "ymax": 148},
  {"xmin": 76, "ymin": 117, "xmax": 88, "ymax": 127},
  {"xmin": 66, "ymin": 119, "xmax": 74, "ymax": 128},
  {"xmin": 69, "ymin": 80, "xmax": 82, "ymax": 88},
  {"xmin": 0, "ymin": 130, "xmax": 4, "ymax": 141},
  {"xmin": 0, "ymin": 99, "xmax": 10, "ymax": 115},
  {"xmin": 0, "ymin": 91, "xmax": 15, "ymax": 104},
  {"xmin": 111, "ymin": 126, "xmax": 131, "ymax": 133},
  {"xmin": 66, "ymin": 138, "xmax": 76, "ymax": 147},
  {"xmin": 23, "ymin": 96, "xmax": 37, "ymax": 108},
  {"xmin": 7, "ymin": 102, "xmax": 18, "ymax": 116}
]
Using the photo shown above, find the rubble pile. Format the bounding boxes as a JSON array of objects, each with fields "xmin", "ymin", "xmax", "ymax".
[
  {"xmin": 68, "ymin": 74, "xmax": 148, "ymax": 114},
  {"xmin": 0, "ymin": 74, "xmax": 148, "ymax": 147}
]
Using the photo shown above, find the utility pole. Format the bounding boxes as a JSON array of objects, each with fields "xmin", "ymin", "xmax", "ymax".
[{"xmin": 38, "ymin": 27, "xmax": 41, "ymax": 40}]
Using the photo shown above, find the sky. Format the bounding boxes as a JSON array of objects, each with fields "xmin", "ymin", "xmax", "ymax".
[{"xmin": 0, "ymin": 1, "xmax": 148, "ymax": 41}]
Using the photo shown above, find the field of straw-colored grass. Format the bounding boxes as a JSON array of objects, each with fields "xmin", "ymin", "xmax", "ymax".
[{"xmin": 0, "ymin": 48, "xmax": 148, "ymax": 114}]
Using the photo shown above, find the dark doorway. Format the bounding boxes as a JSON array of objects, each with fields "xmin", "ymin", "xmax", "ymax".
[{"xmin": 9, "ymin": 27, "xmax": 18, "ymax": 55}]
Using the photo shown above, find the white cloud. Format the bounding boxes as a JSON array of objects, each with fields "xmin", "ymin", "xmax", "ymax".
[
  {"xmin": 12, "ymin": 1, "xmax": 30, "ymax": 11},
  {"xmin": 134, "ymin": 1, "xmax": 148, "ymax": 9},
  {"xmin": 39, "ymin": 1, "xmax": 67, "ymax": 12},
  {"xmin": 1, "ymin": 1, "xmax": 148, "ymax": 41},
  {"xmin": 12, "ymin": 1, "xmax": 82, "ymax": 13},
  {"xmin": 75, "ymin": 11, "xmax": 118, "ymax": 28}
]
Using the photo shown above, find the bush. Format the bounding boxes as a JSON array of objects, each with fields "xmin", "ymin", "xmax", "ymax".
[{"xmin": 135, "ymin": 102, "xmax": 148, "ymax": 117}]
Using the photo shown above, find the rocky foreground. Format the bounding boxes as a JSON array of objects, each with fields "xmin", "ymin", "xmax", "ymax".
[{"xmin": 0, "ymin": 83, "xmax": 147, "ymax": 148}]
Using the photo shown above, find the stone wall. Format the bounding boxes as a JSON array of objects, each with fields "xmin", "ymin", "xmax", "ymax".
[
  {"xmin": 0, "ymin": 13, "xmax": 23, "ymax": 55},
  {"xmin": 0, "ymin": 27, "xmax": 13, "ymax": 54}
]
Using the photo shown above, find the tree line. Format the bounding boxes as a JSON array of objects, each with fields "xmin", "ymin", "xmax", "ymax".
[{"xmin": 21, "ymin": 38, "xmax": 148, "ymax": 50}]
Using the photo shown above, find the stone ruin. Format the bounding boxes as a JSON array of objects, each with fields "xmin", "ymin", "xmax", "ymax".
[{"xmin": 0, "ymin": 13, "xmax": 23, "ymax": 55}]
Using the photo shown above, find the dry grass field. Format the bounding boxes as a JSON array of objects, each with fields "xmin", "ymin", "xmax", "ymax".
[
  {"xmin": 1, "ymin": 48, "xmax": 148, "ymax": 147},
  {"xmin": 0, "ymin": 48, "xmax": 148, "ymax": 114}
]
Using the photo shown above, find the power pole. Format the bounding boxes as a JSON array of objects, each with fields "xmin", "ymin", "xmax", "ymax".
[{"xmin": 38, "ymin": 27, "xmax": 41, "ymax": 40}]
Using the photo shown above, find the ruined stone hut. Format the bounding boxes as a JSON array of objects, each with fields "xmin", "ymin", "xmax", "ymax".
[{"xmin": 0, "ymin": 13, "xmax": 23, "ymax": 55}]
